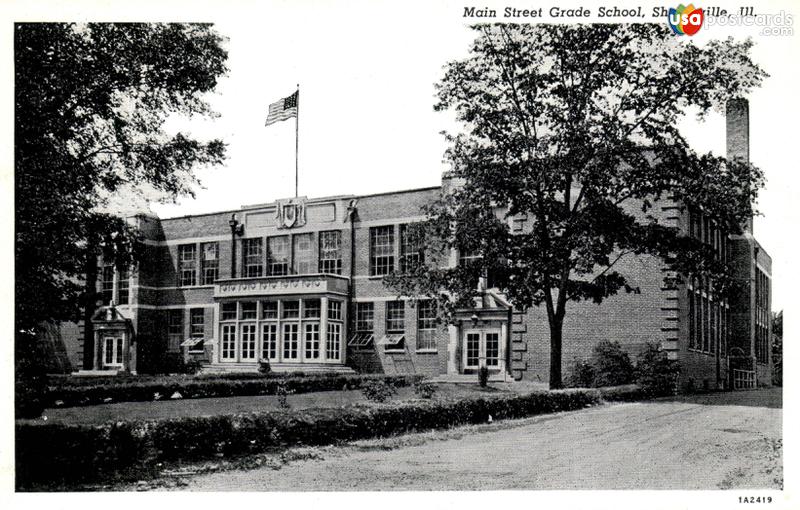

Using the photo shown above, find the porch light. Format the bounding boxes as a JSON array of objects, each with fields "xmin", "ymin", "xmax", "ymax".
[{"xmin": 471, "ymin": 313, "xmax": 479, "ymax": 327}]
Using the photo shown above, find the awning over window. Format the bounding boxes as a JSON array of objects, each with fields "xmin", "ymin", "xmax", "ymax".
[
  {"xmin": 347, "ymin": 333, "xmax": 374, "ymax": 347},
  {"xmin": 180, "ymin": 337, "xmax": 204, "ymax": 348},
  {"xmin": 377, "ymin": 334, "xmax": 404, "ymax": 346}
]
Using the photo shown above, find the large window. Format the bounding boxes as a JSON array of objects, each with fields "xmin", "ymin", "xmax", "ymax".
[
  {"xmin": 242, "ymin": 238, "xmax": 264, "ymax": 278},
  {"xmin": 168, "ymin": 309, "xmax": 183, "ymax": 351},
  {"xmin": 400, "ymin": 224, "xmax": 422, "ymax": 273},
  {"xmin": 349, "ymin": 302, "xmax": 374, "ymax": 349},
  {"xmin": 326, "ymin": 300, "xmax": 343, "ymax": 360},
  {"xmin": 755, "ymin": 269, "xmax": 770, "ymax": 364},
  {"xmin": 319, "ymin": 230, "xmax": 342, "ymax": 275},
  {"xmin": 293, "ymin": 233, "xmax": 313, "ymax": 274},
  {"xmin": 268, "ymin": 236, "xmax": 289, "ymax": 276},
  {"xmin": 416, "ymin": 300, "xmax": 437, "ymax": 351},
  {"xmin": 118, "ymin": 267, "xmax": 130, "ymax": 305},
  {"xmin": 370, "ymin": 226, "xmax": 395, "ymax": 276},
  {"xmin": 178, "ymin": 244, "xmax": 197, "ymax": 286},
  {"xmin": 101, "ymin": 264, "xmax": 115, "ymax": 305},
  {"xmin": 189, "ymin": 308, "xmax": 205, "ymax": 353},
  {"xmin": 384, "ymin": 300, "xmax": 405, "ymax": 351},
  {"xmin": 201, "ymin": 242, "xmax": 219, "ymax": 284}
]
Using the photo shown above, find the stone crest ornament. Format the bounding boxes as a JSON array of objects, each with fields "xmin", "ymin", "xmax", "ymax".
[{"xmin": 275, "ymin": 197, "xmax": 306, "ymax": 229}]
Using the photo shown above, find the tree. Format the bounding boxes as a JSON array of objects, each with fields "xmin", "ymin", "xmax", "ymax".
[
  {"xmin": 386, "ymin": 24, "xmax": 766, "ymax": 389},
  {"xmin": 15, "ymin": 23, "xmax": 227, "ymax": 413},
  {"xmin": 772, "ymin": 310, "xmax": 782, "ymax": 386}
]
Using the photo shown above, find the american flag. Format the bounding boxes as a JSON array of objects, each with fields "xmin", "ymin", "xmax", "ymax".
[{"xmin": 265, "ymin": 91, "xmax": 298, "ymax": 126}]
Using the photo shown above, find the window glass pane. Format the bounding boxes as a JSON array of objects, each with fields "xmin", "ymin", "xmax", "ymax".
[
  {"xmin": 283, "ymin": 323, "xmax": 299, "ymax": 359},
  {"xmin": 240, "ymin": 302, "xmax": 257, "ymax": 320},
  {"xmin": 305, "ymin": 323, "xmax": 320, "ymax": 359},
  {"xmin": 178, "ymin": 244, "xmax": 197, "ymax": 286},
  {"xmin": 190, "ymin": 308, "xmax": 205, "ymax": 337},
  {"xmin": 118, "ymin": 267, "xmax": 130, "ymax": 305},
  {"xmin": 356, "ymin": 302, "xmax": 374, "ymax": 332},
  {"xmin": 201, "ymin": 242, "xmax": 219, "ymax": 284},
  {"xmin": 283, "ymin": 300, "xmax": 299, "ymax": 319},
  {"xmin": 319, "ymin": 231, "xmax": 342, "ymax": 274},
  {"xmin": 221, "ymin": 302, "xmax": 237, "ymax": 321},
  {"xmin": 370, "ymin": 226, "xmax": 395, "ymax": 276},
  {"xmin": 386, "ymin": 301, "xmax": 404, "ymax": 333},
  {"xmin": 400, "ymin": 224, "xmax": 422, "ymax": 273},
  {"xmin": 326, "ymin": 322, "xmax": 341, "ymax": 360},
  {"xmin": 293, "ymin": 233, "xmax": 313, "ymax": 274},
  {"xmin": 328, "ymin": 300, "xmax": 342, "ymax": 321},
  {"xmin": 261, "ymin": 301, "xmax": 278, "ymax": 319},
  {"xmin": 416, "ymin": 300, "xmax": 437, "ymax": 350},
  {"xmin": 242, "ymin": 238, "xmax": 263, "ymax": 277},
  {"xmin": 268, "ymin": 236, "xmax": 289, "ymax": 276},
  {"xmin": 304, "ymin": 299, "xmax": 321, "ymax": 318},
  {"xmin": 101, "ymin": 264, "xmax": 115, "ymax": 305}
]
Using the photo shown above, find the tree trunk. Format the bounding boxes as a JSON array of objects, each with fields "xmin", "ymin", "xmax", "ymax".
[{"xmin": 549, "ymin": 317, "xmax": 564, "ymax": 389}]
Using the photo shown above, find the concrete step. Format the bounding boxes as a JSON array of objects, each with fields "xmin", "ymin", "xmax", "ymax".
[{"xmin": 200, "ymin": 362, "xmax": 355, "ymax": 375}]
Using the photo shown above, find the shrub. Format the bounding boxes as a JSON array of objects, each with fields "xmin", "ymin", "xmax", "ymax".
[
  {"xmin": 258, "ymin": 360, "xmax": 271, "ymax": 375},
  {"xmin": 414, "ymin": 381, "xmax": 437, "ymax": 399},
  {"xmin": 15, "ymin": 388, "xmax": 602, "ymax": 489},
  {"xmin": 478, "ymin": 366, "xmax": 489, "ymax": 387},
  {"xmin": 566, "ymin": 358, "xmax": 595, "ymax": 388},
  {"xmin": 45, "ymin": 374, "xmax": 422, "ymax": 408},
  {"xmin": 16, "ymin": 332, "xmax": 47, "ymax": 419},
  {"xmin": 275, "ymin": 380, "xmax": 292, "ymax": 409},
  {"xmin": 591, "ymin": 341, "xmax": 635, "ymax": 387},
  {"xmin": 635, "ymin": 343, "xmax": 680, "ymax": 397},
  {"xmin": 361, "ymin": 380, "xmax": 396, "ymax": 402}
]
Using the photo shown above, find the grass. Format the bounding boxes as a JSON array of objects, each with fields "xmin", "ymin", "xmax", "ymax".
[{"xmin": 25, "ymin": 382, "xmax": 512, "ymax": 426}]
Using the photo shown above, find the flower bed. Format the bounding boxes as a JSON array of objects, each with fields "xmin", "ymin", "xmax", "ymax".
[
  {"xmin": 16, "ymin": 388, "xmax": 602, "ymax": 489},
  {"xmin": 45, "ymin": 374, "xmax": 421, "ymax": 408}
]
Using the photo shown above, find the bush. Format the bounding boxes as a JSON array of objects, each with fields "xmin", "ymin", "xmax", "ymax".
[
  {"xmin": 361, "ymin": 380, "xmax": 396, "ymax": 402},
  {"xmin": 635, "ymin": 343, "xmax": 680, "ymax": 397},
  {"xmin": 45, "ymin": 374, "xmax": 422, "ymax": 408},
  {"xmin": 591, "ymin": 341, "xmax": 635, "ymax": 387},
  {"xmin": 566, "ymin": 358, "xmax": 595, "ymax": 388},
  {"xmin": 16, "ymin": 332, "xmax": 48, "ymax": 419},
  {"xmin": 414, "ymin": 381, "xmax": 437, "ymax": 399},
  {"xmin": 258, "ymin": 360, "xmax": 271, "ymax": 375},
  {"xmin": 16, "ymin": 388, "xmax": 602, "ymax": 489},
  {"xmin": 478, "ymin": 366, "xmax": 489, "ymax": 387}
]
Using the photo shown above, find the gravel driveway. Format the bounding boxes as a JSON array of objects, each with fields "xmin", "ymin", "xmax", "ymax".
[{"xmin": 170, "ymin": 387, "xmax": 782, "ymax": 491}]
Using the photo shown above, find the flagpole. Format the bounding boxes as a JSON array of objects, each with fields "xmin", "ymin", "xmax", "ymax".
[{"xmin": 295, "ymin": 83, "xmax": 299, "ymax": 198}]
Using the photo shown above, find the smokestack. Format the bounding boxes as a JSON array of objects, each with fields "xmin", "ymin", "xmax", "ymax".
[{"xmin": 726, "ymin": 98, "xmax": 752, "ymax": 233}]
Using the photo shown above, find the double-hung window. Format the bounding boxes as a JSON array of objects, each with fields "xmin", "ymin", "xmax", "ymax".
[
  {"xmin": 319, "ymin": 231, "xmax": 342, "ymax": 275},
  {"xmin": 268, "ymin": 236, "xmax": 289, "ymax": 276},
  {"xmin": 416, "ymin": 300, "xmax": 437, "ymax": 351},
  {"xmin": 178, "ymin": 244, "xmax": 197, "ymax": 286},
  {"xmin": 201, "ymin": 242, "xmax": 219, "ymax": 284},
  {"xmin": 242, "ymin": 238, "xmax": 264, "ymax": 278},
  {"xmin": 370, "ymin": 226, "xmax": 395, "ymax": 276}
]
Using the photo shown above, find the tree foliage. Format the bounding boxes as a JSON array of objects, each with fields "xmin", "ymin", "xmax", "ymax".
[
  {"xmin": 386, "ymin": 24, "xmax": 766, "ymax": 388},
  {"xmin": 15, "ymin": 23, "xmax": 228, "ymax": 335}
]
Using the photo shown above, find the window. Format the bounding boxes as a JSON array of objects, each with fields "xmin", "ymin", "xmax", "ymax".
[
  {"xmin": 400, "ymin": 224, "xmax": 422, "ymax": 273},
  {"xmin": 304, "ymin": 299, "xmax": 321, "ymax": 318},
  {"xmin": 190, "ymin": 308, "xmax": 205, "ymax": 337},
  {"xmin": 458, "ymin": 248, "xmax": 482, "ymax": 266},
  {"xmin": 370, "ymin": 226, "xmax": 395, "ymax": 276},
  {"xmin": 755, "ymin": 269, "xmax": 770, "ymax": 364},
  {"xmin": 293, "ymin": 233, "xmax": 313, "ymax": 274},
  {"xmin": 188, "ymin": 308, "xmax": 205, "ymax": 353},
  {"xmin": 101, "ymin": 264, "xmax": 115, "ymax": 305},
  {"xmin": 240, "ymin": 323, "xmax": 257, "ymax": 361},
  {"xmin": 240, "ymin": 302, "xmax": 257, "ymax": 320},
  {"xmin": 168, "ymin": 309, "xmax": 183, "ymax": 351},
  {"xmin": 201, "ymin": 242, "xmax": 219, "ymax": 284},
  {"xmin": 355, "ymin": 302, "xmax": 374, "ymax": 333},
  {"xmin": 261, "ymin": 301, "xmax": 278, "ymax": 319},
  {"xmin": 283, "ymin": 323, "xmax": 299, "ymax": 359},
  {"xmin": 305, "ymin": 323, "xmax": 321, "ymax": 359},
  {"xmin": 221, "ymin": 302, "xmax": 237, "ymax": 321},
  {"xmin": 261, "ymin": 323, "xmax": 278, "ymax": 360},
  {"xmin": 118, "ymin": 267, "xmax": 130, "ymax": 305},
  {"xmin": 349, "ymin": 302, "xmax": 374, "ymax": 349},
  {"xmin": 416, "ymin": 300, "xmax": 437, "ymax": 351},
  {"xmin": 319, "ymin": 230, "xmax": 342, "ymax": 274},
  {"xmin": 178, "ymin": 244, "xmax": 197, "ymax": 286},
  {"xmin": 221, "ymin": 324, "xmax": 236, "ymax": 360},
  {"xmin": 242, "ymin": 238, "xmax": 263, "ymax": 277},
  {"xmin": 386, "ymin": 301, "xmax": 404, "ymax": 333},
  {"xmin": 485, "ymin": 332, "xmax": 500, "ymax": 366},
  {"xmin": 328, "ymin": 300, "xmax": 342, "ymax": 321},
  {"xmin": 283, "ymin": 300, "xmax": 299, "ymax": 319},
  {"xmin": 268, "ymin": 236, "xmax": 289, "ymax": 276}
]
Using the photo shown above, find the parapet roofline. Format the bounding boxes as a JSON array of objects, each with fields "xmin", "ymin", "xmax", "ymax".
[{"xmin": 153, "ymin": 185, "xmax": 444, "ymax": 222}]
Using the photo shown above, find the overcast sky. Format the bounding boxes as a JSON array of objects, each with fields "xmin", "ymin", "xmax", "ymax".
[{"xmin": 5, "ymin": 0, "xmax": 798, "ymax": 314}]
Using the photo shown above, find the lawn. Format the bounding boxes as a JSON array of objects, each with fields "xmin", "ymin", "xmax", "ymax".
[{"xmin": 24, "ymin": 382, "xmax": 530, "ymax": 426}]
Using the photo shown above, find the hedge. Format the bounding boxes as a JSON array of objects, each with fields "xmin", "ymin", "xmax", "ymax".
[
  {"xmin": 16, "ymin": 388, "xmax": 602, "ymax": 489},
  {"xmin": 45, "ymin": 374, "xmax": 422, "ymax": 408}
]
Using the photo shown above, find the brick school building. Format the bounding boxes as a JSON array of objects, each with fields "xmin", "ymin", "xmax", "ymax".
[{"xmin": 54, "ymin": 99, "xmax": 772, "ymax": 391}]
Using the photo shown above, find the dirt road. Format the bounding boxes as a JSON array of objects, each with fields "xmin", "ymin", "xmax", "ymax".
[{"xmin": 173, "ymin": 388, "xmax": 782, "ymax": 491}]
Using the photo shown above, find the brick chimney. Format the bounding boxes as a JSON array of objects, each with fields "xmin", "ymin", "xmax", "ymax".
[{"xmin": 726, "ymin": 98, "xmax": 752, "ymax": 233}]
